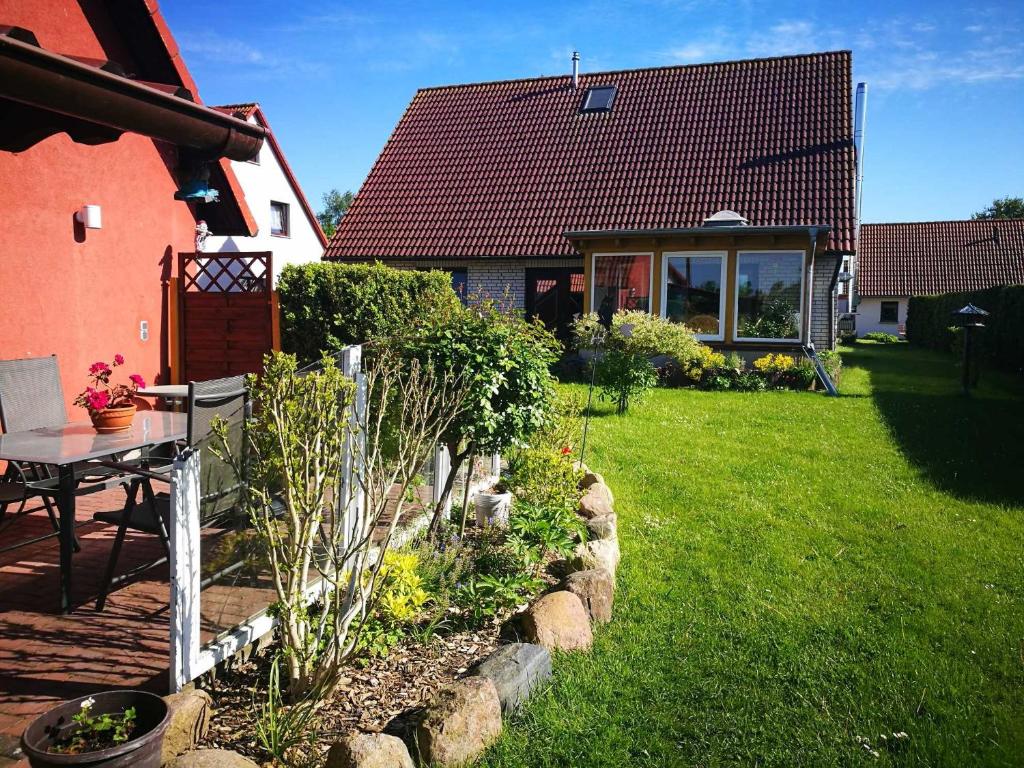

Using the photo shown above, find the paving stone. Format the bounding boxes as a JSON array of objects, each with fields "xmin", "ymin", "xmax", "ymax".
[
  {"xmin": 473, "ymin": 643, "xmax": 552, "ymax": 714},
  {"xmin": 522, "ymin": 591, "xmax": 593, "ymax": 652},
  {"xmin": 326, "ymin": 732, "xmax": 415, "ymax": 768},
  {"xmin": 564, "ymin": 569, "xmax": 615, "ymax": 624},
  {"xmin": 416, "ymin": 678, "xmax": 502, "ymax": 767}
]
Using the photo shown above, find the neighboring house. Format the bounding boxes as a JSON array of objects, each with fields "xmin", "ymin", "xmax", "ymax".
[
  {"xmin": 0, "ymin": 0, "xmax": 263, "ymax": 408},
  {"xmin": 856, "ymin": 220, "xmax": 1024, "ymax": 336},
  {"xmin": 206, "ymin": 103, "xmax": 327, "ymax": 282},
  {"xmin": 326, "ymin": 51, "xmax": 857, "ymax": 352}
]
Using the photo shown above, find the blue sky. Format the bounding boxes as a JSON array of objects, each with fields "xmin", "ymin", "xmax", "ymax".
[{"xmin": 162, "ymin": 0, "xmax": 1023, "ymax": 224}]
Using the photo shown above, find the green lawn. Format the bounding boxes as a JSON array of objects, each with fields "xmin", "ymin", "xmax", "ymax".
[{"xmin": 482, "ymin": 343, "xmax": 1024, "ymax": 767}]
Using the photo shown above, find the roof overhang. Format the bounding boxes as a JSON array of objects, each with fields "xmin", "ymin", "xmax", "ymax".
[
  {"xmin": 0, "ymin": 25, "xmax": 265, "ymax": 161},
  {"xmin": 565, "ymin": 224, "xmax": 832, "ymax": 248}
]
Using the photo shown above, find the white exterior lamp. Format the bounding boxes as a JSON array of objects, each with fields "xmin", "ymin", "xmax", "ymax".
[{"xmin": 75, "ymin": 205, "xmax": 102, "ymax": 229}]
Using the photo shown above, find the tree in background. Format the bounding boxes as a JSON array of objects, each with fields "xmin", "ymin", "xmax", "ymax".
[
  {"xmin": 972, "ymin": 196, "xmax": 1024, "ymax": 220},
  {"xmin": 317, "ymin": 189, "xmax": 354, "ymax": 237}
]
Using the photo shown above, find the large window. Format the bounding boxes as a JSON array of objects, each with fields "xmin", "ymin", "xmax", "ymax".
[
  {"xmin": 879, "ymin": 300, "xmax": 899, "ymax": 324},
  {"xmin": 734, "ymin": 251, "xmax": 804, "ymax": 342},
  {"xmin": 592, "ymin": 253, "xmax": 652, "ymax": 326},
  {"xmin": 662, "ymin": 252, "xmax": 725, "ymax": 340}
]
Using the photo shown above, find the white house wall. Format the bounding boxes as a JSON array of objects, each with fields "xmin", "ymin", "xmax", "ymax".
[
  {"xmin": 856, "ymin": 297, "xmax": 908, "ymax": 336},
  {"xmin": 205, "ymin": 116, "xmax": 322, "ymax": 286}
]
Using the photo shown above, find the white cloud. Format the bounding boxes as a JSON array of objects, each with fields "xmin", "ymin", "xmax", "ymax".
[{"xmin": 179, "ymin": 31, "xmax": 327, "ymax": 78}]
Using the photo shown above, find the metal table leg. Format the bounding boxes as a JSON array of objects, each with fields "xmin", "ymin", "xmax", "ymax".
[{"xmin": 57, "ymin": 463, "xmax": 75, "ymax": 614}]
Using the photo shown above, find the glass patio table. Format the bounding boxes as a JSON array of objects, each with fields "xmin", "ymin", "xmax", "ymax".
[{"xmin": 0, "ymin": 411, "xmax": 187, "ymax": 612}]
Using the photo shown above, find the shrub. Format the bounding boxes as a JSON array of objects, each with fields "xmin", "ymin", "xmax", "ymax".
[
  {"xmin": 597, "ymin": 347, "xmax": 659, "ymax": 414},
  {"xmin": 682, "ymin": 345, "xmax": 727, "ymax": 384},
  {"xmin": 396, "ymin": 298, "xmax": 561, "ymax": 536},
  {"xmin": 277, "ymin": 262, "xmax": 461, "ymax": 363},
  {"xmin": 863, "ymin": 331, "xmax": 900, "ymax": 344},
  {"xmin": 358, "ymin": 551, "xmax": 431, "ymax": 658},
  {"xmin": 610, "ymin": 310, "xmax": 704, "ymax": 369},
  {"xmin": 818, "ymin": 349, "xmax": 843, "ymax": 385}
]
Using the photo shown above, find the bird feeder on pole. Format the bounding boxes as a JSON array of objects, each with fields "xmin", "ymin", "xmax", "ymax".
[{"xmin": 951, "ymin": 303, "xmax": 990, "ymax": 395}]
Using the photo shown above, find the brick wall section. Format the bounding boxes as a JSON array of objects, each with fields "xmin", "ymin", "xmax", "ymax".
[
  {"xmin": 812, "ymin": 254, "xmax": 839, "ymax": 349},
  {"xmin": 389, "ymin": 258, "xmax": 584, "ymax": 309}
]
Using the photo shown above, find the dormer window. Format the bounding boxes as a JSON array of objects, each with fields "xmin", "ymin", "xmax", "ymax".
[{"xmin": 580, "ymin": 85, "xmax": 617, "ymax": 114}]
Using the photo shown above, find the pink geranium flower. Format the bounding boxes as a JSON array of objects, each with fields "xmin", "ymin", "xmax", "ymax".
[
  {"xmin": 113, "ymin": 354, "xmax": 125, "ymax": 366},
  {"xmin": 86, "ymin": 390, "xmax": 110, "ymax": 411},
  {"xmin": 129, "ymin": 374, "xmax": 146, "ymax": 389},
  {"xmin": 89, "ymin": 361, "xmax": 111, "ymax": 376}
]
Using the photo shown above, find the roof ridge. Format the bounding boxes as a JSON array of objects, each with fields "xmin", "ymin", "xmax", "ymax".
[
  {"xmin": 415, "ymin": 49, "xmax": 852, "ymax": 93},
  {"xmin": 863, "ymin": 219, "xmax": 1024, "ymax": 226}
]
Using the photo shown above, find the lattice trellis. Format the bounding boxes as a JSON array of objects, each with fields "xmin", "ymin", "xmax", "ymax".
[{"xmin": 179, "ymin": 252, "xmax": 272, "ymax": 294}]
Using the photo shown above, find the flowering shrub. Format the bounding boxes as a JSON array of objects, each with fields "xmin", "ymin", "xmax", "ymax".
[
  {"xmin": 682, "ymin": 345, "xmax": 728, "ymax": 384},
  {"xmin": 753, "ymin": 353, "xmax": 795, "ymax": 373},
  {"xmin": 73, "ymin": 354, "xmax": 145, "ymax": 413}
]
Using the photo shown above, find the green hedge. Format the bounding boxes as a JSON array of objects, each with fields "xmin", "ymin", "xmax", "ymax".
[
  {"xmin": 906, "ymin": 285, "xmax": 1024, "ymax": 373},
  {"xmin": 277, "ymin": 262, "xmax": 460, "ymax": 363}
]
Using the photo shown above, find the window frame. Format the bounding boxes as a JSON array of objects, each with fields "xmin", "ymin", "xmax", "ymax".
[
  {"xmin": 659, "ymin": 251, "xmax": 727, "ymax": 341},
  {"xmin": 270, "ymin": 200, "xmax": 290, "ymax": 238},
  {"xmin": 590, "ymin": 251, "xmax": 654, "ymax": 318},
  {"xmin": 879, "ymin": 300, "xmax": 899, "ymax": 324},
  {"xmin": 732, "ymin": 249, "xmax": 807, "ymax": 344}
]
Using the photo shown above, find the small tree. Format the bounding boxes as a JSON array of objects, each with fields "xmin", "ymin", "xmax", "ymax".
[
  {"xmin": 217, "ymin": 350, "xmax": 468, "ymax": 699},
  {"xmin": 972, "ymin": 196, "xmax": 1024, "ymax": 220},
  {"xmin": 396, "ymin": 299, "xmax": 560, "ymax": 538},
  {"xmin": 317, "ymin": 189, "xmax": 354, "ymax": 237}
]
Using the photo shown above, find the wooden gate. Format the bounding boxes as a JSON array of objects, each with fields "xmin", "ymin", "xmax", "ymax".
[{"xmin": 175, "ymin": 252, "xmax": 278, "ymax": 383}]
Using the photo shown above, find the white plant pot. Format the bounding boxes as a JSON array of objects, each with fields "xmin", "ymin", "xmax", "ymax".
[{"xmin": 474, "ymin": 491, "xmax": 512, "ymax": 528}]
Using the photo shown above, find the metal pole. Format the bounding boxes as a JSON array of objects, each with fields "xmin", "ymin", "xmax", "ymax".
[
  {"xmin": 962, "ymin": 326, "xmax": 971, "ymax": 396},
  {"xmin": 579, "ymin": 333, "xmax": 601, "ymax": 466}
]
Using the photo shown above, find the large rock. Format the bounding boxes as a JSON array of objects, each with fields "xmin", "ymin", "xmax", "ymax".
[
  {"xmin": 170, "ymin": 750, "xmax": 258, "ymax": 768},
  {"xmin": 326, "ymin": 732, "xmax": 415, "ymax": 768},
  {"xmin": 473, "ymin": 643, "xmax": 552, "ymax": 714},
  {"xmin": 579, "ymin": 471, "xmax": 605, "ymax": 490},
  {"xmin": 161, "ymin": 689, "xmax": 213, "ymax": 766},
  {"xmin": 564, "ymin": 569, "xmax": 614, "ymax": 624},
  {"xmin": 571, "ymin": 538, "xmax": 620, "ymax": 579},
  {"xmin": 586, "ymin": 513, "xmax": 617, "ymax": 541},
  {"xmin": 416, "ymin": 677, "xmax": 502, "ymax": 767},
  {"xmin": 522, "ymin": 591, "xmax": 593, "ymax": 652},
  {"xmin": 577, "ymin": 483, "xmax": 614, "ymax": 519}
]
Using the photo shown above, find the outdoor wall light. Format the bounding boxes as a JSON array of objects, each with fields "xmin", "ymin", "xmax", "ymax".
[{"xmin": 75, "ymin": 204, "xmax": 102, "ymax": 229}]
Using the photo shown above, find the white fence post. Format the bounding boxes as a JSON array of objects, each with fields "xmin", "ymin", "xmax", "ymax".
[
  {"xmin": 490, "ymin": 452, "xmax": 501, "ymax": 478},
  {"xmin": 169, "ymin": 449, "xmax": 201, "ymax": 693},
  {"xmin": 433, "ymin": 443, "xmax": 451, "ymax": 514}
]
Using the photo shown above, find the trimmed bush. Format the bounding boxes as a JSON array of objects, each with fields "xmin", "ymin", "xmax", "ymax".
[
  {"xmin": 277, "ymin": 262, "xmax": 461, "ymax": 363},
  {"xmin": 907, "ymin": 285, "xmax": 1024, "ymax": 373},
  {"xmin": 862, "ymin": 331, "xmax": 900, "ymax": 344}
]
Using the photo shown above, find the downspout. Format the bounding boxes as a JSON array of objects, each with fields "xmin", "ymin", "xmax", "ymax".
[{"xmin": 805, "ymin": 227, "xmax": 819, "ymax": 348}]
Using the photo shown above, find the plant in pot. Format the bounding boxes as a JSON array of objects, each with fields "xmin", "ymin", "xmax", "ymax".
[
  {"xmin": 73, "ymin": 355, "xmax": 145, "ymax": 434},
  {"xmin": 21, "ymin": 690, "xmax": 170, "ymax": 768},
  {"xmin": 475, "ymin": 479, "xmax": 513, "ymax": 528}
]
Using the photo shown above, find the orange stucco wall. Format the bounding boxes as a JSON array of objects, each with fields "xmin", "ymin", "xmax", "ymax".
[{"xmin": 0, "ymin": 0, "xmax": 197, "ymax": 418}]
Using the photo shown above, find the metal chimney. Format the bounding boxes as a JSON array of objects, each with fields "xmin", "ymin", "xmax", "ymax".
[
  {"xmin": 854, "ymin": 82, "xmax": 868, "ymax": 234},
  {"xmin": 572, "ymin": 51, "xmax": 580, "ymax": 89}
]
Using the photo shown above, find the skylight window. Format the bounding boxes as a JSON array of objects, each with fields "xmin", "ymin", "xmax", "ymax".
[{"xmin": 580, "ymin": 85, "xmax": 617, "ymax": 114}]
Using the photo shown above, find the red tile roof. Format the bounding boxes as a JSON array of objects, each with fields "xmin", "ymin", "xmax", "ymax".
[
  {"xmin": 858, "ymin": 220, "xmax": 1024, "ymax": 297},
  {"xmin": 213, "ymin": 103, "xmax": 260, "ymax": 119},
  {"xmin": 326, "ymin": 51, "xmax": 856, "ymax": 261}
]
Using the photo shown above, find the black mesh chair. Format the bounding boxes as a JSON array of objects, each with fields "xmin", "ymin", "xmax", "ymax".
[
  {"xmin": 93, "ymin": 375, "xmax": 248, "ymax": 610},
  {"xmin": 0, "ymin": 356, "xmax": 73, "ymax": 547}
]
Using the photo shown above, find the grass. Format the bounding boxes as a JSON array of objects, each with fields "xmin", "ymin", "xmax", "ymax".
[{"xmin": 481, "ymin": 342, "xmax": 1024, "ymax": 767}]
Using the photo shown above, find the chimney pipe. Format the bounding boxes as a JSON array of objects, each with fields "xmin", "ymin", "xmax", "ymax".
[
  {"xmin": 572, "ymin": 51, "xmax": 580, "ymax": 89},
  {"xmin": 854, "ymin": 82, "xmax": 868, "ymax": 235}
]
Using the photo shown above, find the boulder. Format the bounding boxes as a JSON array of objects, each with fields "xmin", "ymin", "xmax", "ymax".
[
  {"xmin": 571, "ymin": 538, "xmax": 620, "ymax": 579},
  {"xmin": 170, "ymin": 749, "xmax": 258, "ymax": 768},
  {"xmin": 161, "ymin": 689, "xmax": 213, "ymax": 766},
  {"xmin": 585, "ymin": 513, "xmax": 617, "ymax": 541},
  {"xmin": 416, "ymin": 677, "xmax": 502, "ymax": 767},
  {"xmin": 473, "ymin": 643, "xmax": 552, "ymax": 714},
  {"xmin": 326, "ymin": 732, "xmax": 415, "ymax": 768},
  {"xmin": 579, "ymin": 471, "xmax": 605, "ymax": 490},
  {"xmin": 522, "ymin": 591, "xmax": 593, "ymax": 652},
  {"xmin": 577, "ymin": 483, "xmax": 614, "ymax": 519},
  {"xmin": 564, "ymin": 569, "xmax": 614, "ymax": 624}
]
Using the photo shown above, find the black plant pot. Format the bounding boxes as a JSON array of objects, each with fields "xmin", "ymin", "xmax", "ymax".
[{"xmin": 21, "ymin": 690, "xmax": 169, "ymax": 768}]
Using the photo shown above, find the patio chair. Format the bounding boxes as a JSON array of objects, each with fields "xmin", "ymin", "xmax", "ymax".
[
  {"xmin": 92, "ymin": 375, "xmax": 249, "ymax": 610},
  {"xmin": 0, "ymin": 355, "xmax": 74, "ymax": 548}
]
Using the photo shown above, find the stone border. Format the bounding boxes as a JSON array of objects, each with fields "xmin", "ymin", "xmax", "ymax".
[{"xmin": 326, "ymin": 467, "xmax": 621, "ymax": 768}]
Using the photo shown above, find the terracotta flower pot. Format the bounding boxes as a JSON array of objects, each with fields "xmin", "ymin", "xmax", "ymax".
[
  {"xmin": 21, "ymin": 690, "xmax": 169, "ymax": 768},
  {"xmin": 89, "ymin": 405, "xmax": 136, "ymax": 434}
]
